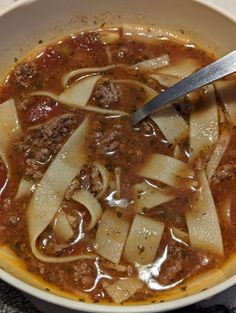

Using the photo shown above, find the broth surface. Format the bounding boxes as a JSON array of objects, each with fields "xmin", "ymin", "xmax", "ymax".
[{"xmin": 0, "ymin": 27, "xmax": 236, "ymax": 305}]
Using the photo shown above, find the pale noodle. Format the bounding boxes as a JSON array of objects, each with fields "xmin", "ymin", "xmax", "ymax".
[
  {"xmin": 123, "ymin": 214, "xmax": 164, "ymax": 265},
  {"xmin": 0, "ymin": 99, "xmax": 21, "ymax": 168},
  {"xmin": 27, "ymin": 118, "xmax": 97, "ymax": 263},
  {"xmin": 186, "ymin": 170, "xmax": 224, "ymax": 255},
  {"xmin": 133, "ymin": 181, "xmax": 175, "ymax": 212},
  {"xmin": 95, "ymin": 209, "xmax": 130, "ymax": 264},
  {"xmin": 72, "ymin": 189, "xmax": 103, "ymax": 230}
]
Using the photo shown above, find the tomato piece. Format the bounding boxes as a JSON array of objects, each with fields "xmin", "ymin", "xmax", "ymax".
[{"xmin": 26, "ymin": 97, "xmax": 62, "ymax": 124}]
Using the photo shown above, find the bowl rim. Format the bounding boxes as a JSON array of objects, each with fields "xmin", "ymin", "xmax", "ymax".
[{"xmin": 0, "ymin": 0, "xmax": 236, "ymax": 312}]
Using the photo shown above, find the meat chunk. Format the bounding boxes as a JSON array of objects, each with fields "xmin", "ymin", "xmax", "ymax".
[
  {"xmin": 72, "ymin": 261, "xmax": 95, "ymax": 289},
  {"xmin": 65, "ymin": 164, "xmax": 103, "ymax": 200},
  {"xmin": 16, "ymin": 113, "xmax": 77, "ymax": 181},
  {"xmin": 212, "ymin": 163, "xmax": 236, "ymax": 185},
  {"xmin": 159, "ymin": 244, "xmax": 184, "ymax": 285},
  {"xmin": 93, "ymin": 80, "xmax": 121, "ymax": 108},
  {"xmin": 14, "ymin": 62, "xmax": 37, "ymax": 87},
  {"xmin": 94, "ymin": 124, "xmax": 122, "ymax": 155}
]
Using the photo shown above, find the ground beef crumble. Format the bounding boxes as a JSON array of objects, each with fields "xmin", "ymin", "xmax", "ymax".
[
  {"xmin": 93, "ymin": 80, "xmax": 121, "ymax": 108},
  {"xmin": 65, "ymin": 165, "xmax": 103, "ymax": 200},
  {"xmin": 14, "ymin": 62, "xmax": 38, "ymax": 88},
  {"xmin": 159, "ymin": 244, "xmax": 185, "ymax": 285},
  {"xmin": 15, "ymin": 113, "xmax": 77, "ymax": 181}
]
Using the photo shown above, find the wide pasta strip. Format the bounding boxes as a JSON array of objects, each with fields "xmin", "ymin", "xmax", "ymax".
[
  {"xmin": 189, "ymin": 84, "xmax": 219, "ymax": 162},
  {"xmin": 0, "ymin": 99, "xmax": 21, "ymax": 167},
  {"xmin": 123, "ymin": 214, "xmax": 164, "ymax": 265},
  {"xmin": 93, "ymin": 161, "xmax": 111, "ymax": 199},
  {"xmin": 186, "ymin": 170, "xmax": 224, "ymax": 255},
  {"xmin": 214, "ymin": 80, "xmax": 236, "ymax": 125},
  {"xmin": 150, "ymin": 73, "xmax": 181, "ymax": 88},
  {"xmin": 206, "ymin": 126, "xmax": 232, "ymax": 180},
  {"xmin": 15, "ymin": 178, "xmax": 35, "ymax": 200},
  {"xmin": 72, "ymin": 189, "xmax": 103, "ymax": 230},
  {"xmin": 150, "ymin": 103, "xmax": 189, "ymax": 144},
  {"xmin": 139, "ymin": 154, "xmax": 194, "ymax": 188},
  {"xmin": 95, "ymin": 209, "xmax": 130, "ymax": 264},
  {"xmin": 122, "ymin": 24, "xmax": 191, "ymax": 45},
  {"xmin": 133, "ymin": 55, "xmax": 170, "ymax": 71},
  {"xmin": 53, "ymin": 210, "xmax": 74, "ymax": 241},
  {"xmin": 27, "ymin": 118, "xmax": 96, "ymax": 263},
  {"xmin": 99, "ymin": 28, "xmax": 121, "ymax": 45},
  {"xmin": 34, "ymin": 75, "xmax": 101, "ymax": 107},
  {"xmin": 133, "ymin": 182, "xmax": 176, "ymax": 212},
  {"xmin": 157, "ymin": 58, "xmax": 199, "ymax": 77},
  {"xmin": 63, "ymin": 65, "xmax": 115, "ymax": 87},
  {"xmin": 32, "ymin": 76, "xmax": 128, "ymax": 117},
  {"xmin": 105, "ymin": 278, "xmax": 144, "ymax": 303}
]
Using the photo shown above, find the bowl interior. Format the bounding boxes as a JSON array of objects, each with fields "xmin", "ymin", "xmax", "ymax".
[
  {"xmin": 0, "ymin": 0, "xmax": 236, "ymax": 312},
  {"xmin": 0, "ymin": 0, "xmax": 235, "ymax": 80}
]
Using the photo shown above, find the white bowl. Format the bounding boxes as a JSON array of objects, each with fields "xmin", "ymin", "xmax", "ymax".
[{"xmin": 0, "ymin": 0, "xmax": 236, "ymax": 312}]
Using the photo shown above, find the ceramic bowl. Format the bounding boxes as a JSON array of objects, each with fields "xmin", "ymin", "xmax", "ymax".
[{"xmin": 0, "ymin": 0, "xmax": 236, "ymax": 312}]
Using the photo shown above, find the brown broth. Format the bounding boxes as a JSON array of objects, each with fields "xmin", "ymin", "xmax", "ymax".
[{"xmin": 0, "ymin": 28, "xmax": 235, "ymax": 305}]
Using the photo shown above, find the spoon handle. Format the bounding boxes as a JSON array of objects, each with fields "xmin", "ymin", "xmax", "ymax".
[{"xmin": 132, "ymin": 50, "xmax": 236, "ymax": 125}]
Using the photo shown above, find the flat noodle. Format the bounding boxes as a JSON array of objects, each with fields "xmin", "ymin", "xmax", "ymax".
[
  {"xmin": 123, "ymin": 214, "xmax": 164, "ymax": 265},
  {"xmin": 53, "ymin": 210, "xmax": 74, "ymax": 241},
  {"xmin": 189, "ymin": 84, "xmax": 219, "ymax": 162},
  {"xmin": 151, "ymin": 73, "xmax": 201, "ymax": 103},
  {"xmin": 72, "ymin": 189, "xmax": 103, "ymax": 230},
  {"xmin": 173, "ymin": 144, "xmax": 182, "ymax": 160},
  {"xmin": 15, "ymin": 178, "xmax": 36, "ymax": 200},
  {"xmin": 150, "ymin": 73, "xmax": 181, "ymax": 87},
  {"xmin": 158, "ymin": 58, "xmax": 199, "ymax": 77},
  {"xmin": 59, "ymin": 75, "xmax": 101, "ymax": 106},
  {"xmin": 133, "ymin": 181, "xmax": 176, "ymax": 212},
  {"xmin": 95, "ymin": 209, "xmax": 130, "ymax": 264},
  {"xmin": 150, "ymin": 103, "xmax": 189, "ymax": 144},
  {"xmin": 93, "ymin": 161, "xmax": 111, "ymax": 199},
  {"xmin": 0, "ymin": 99, "xmax": 21, "ymax": 167},
  {"xmin": 99, "ymin": 28, "xmax": 121, "ymax": 45},
  {"xmin": 214, "ymin": 80, "xmax": 236, "ymax": 125},
  {"xmin": 105, "ymin": 278, "xmax": 144, "ymax": 303},
  {"xmin": 186, "ymin": 170, "xmax": 224, "ymax": 255},
  {"xmin": 32, "ymin": 89, "xmax": 128, "ymax": 116},
  {"xmin": 122, "ymin": 24, "xmax": 191, "ymax": 45},
  {"xmin": 62, "ymin": 65, "xmax": 115, "ymax": 87},
  {"xmin": 206, "ymin": 126, "xmax": 232, "ymax": 180},
  {"xmin": 101, "ymin": 261, "xmax": 127, "ymax": 272},
  {"xmin": 115, "ymin": 167, "xmax": 121, "ymax": 199},
  {"xmin": 133, "ymin": 55, "xmax": 170, "ymax": 71},
  {"xmin": 27, "ymin": 118, "xmax": 96, "ymax": 263},
  {"xmin": 139, "ymin": 154, "xmax": 194, "ymax": 188}
]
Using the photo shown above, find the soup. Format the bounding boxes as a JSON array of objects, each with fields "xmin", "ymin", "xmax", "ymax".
[{"xmin": 0, "ymin": 25, "xmax": 236, "ymax": 305}]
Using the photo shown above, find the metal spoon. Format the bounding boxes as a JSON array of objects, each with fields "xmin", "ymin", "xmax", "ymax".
[{"xmin": 132, "ymin": 50, "xmax": 236, "ymax": 125}]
